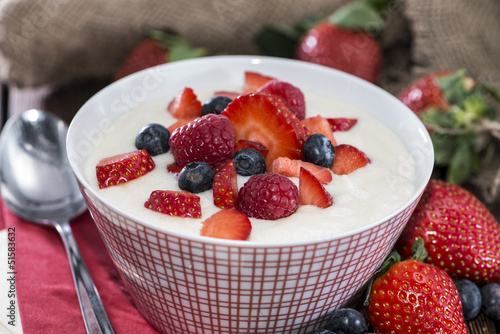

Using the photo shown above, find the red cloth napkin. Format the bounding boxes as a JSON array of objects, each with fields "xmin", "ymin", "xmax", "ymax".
[{"xmin": 1, "ymin": 198, "xmax": 160, "ymax": 334}]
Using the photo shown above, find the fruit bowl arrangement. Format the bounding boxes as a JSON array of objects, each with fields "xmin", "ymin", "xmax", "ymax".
[{"xmin": 67, "ymin": 55, "xmax": 434, "ymax": 334}]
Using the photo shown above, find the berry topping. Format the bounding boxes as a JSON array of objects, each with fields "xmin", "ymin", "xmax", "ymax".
[
  {"xmin": 169, "ymin": 113, "xmax": 235, "ymax": 167},
  {"xmin": 481, "ymin": 283, "xmax": 500, "ymax": 320},
  {"xmin": 201, "ymin": 96, "xmax": 233, "ymax": 116},
  {"xmin": 200, "ymin": 209, "xmax": 252, "ymax": 240},
  {"xmin": 327, "ymin": 117, "xmax": 358, "ymax": 132},
  {"xmin": 244, "ymin": 71, "xmax": 275, "ymax": 93},
  {"xmin": 331, "ymin": 144, "xmax": 370, "ymax": 175},
  {"xmin": 257, "ymin": 80, "xmax": 306, "ymax": 120},
  {"xmin": 213, "ymin": 160, "xmax": 238, "ymax": 209},
  {"xmin": 167, "ymin": 87, "xmax": 202, "ymax": 119},
  {"xmin": 221, "ymin": 92, "xmax": 307, "ymax": 166},
  {"xmin": 233, "ymin": 148, "xmax": 266, "ymax": 176},
  {"xmin": 237, "ymin": 173, "xmax": 299, "ymax": 220},
  {"xmin": 135, "ymin": 123, "xmax": 171, "ymax": 156},
  {"xmin": 301, "ymin": 115, "xmax": 337, "ymax": 146},
  {"xmin": 304, "ymin": 133, "xmax": 335, "ymax": 168},
  {"xmin": 213, "ymin": 91, "xmax": 241, "ymax": 100},
  {"xmin": 166, "ymin": 162, "xmax": 183, "ymax": 178},
  {"xmin": 299, "ymin": 167, "xmax": 333, "ymax": 208},
  {"xmin": 144, "ymin": 190, "xmax": 201, "ymax": 218},
  {"xmin": 234, "ymin": 139, "xmax": 268, "ymax": 159},
  {"xmin": 178, "ymin": 162, "xmax": 214, "ymax": 193},
  {"xmin": 325, "ymin": 308, "xmax": 366, "ymax": 334},
  {"xmin": 269, "ymin": 157, "xmax": 332, "ymax": 185},
  {"xmin": 96, "ymin": 150, "xmax": 155, "ymax": 189}
]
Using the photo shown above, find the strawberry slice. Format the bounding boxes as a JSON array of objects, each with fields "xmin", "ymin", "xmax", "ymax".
[
  {"xmin": 167, "ymin": 116, "xmax": 197, "ymax": 134},
  {"xmin": 257, "ymin": 80, "xmax": 306, "ymax": 120},
  {"xmin": 166, "ymin": 162, "xmax": 183, "ymax": 179},
  {"xmin": 96, "ymin": 150, "xmax": 155, "ymax": 189},
  {"xmin": 299, "ymin": 167, "xmax": 333, "ymax": 208},
  {"xmin": 301, "ymin": 115, "xmax": 337, "ymax": 146},
  {"xmin": 221, "ymin": 92, "xmax": 307, "ymax": 166},
  {"xmin": 327, "ymin": 118, "xmax": 358, "ymax": 132},
  {"xmin": 234, "ymin": 139, "xmax": 269, "ymax": 159},
  {"xmin": 167, "ymin": 87, "xmax": 202, "ymax": 119},
  {"xmin": 213, "ymin": 160, "xmax": 238, "ymax": 209},
  {"xmin": 213, "ymin": 90, "xmax": 241, "ymax": 100},
  {"xmin": 332, "ymin": 144, "xmax": 371, "ymax": 175},
  {"xmin": 144, "ymin": 190, "xmax": 201, "ymax": 218},
  {"xmin": 200, "ymin": 209, "xmax": 252, "ymax": 240},
  {"xmin": 268, "ymin": 157, "xmax": 332, "ymax": 184},
  {"xmin": 244, "ymin": 71, "xmax": 276, "ymax": 93}
]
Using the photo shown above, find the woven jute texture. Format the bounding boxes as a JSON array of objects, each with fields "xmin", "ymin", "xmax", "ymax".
[{"xmin": 0, "ymin": 0, "xmax": 499, "ymax": 89}]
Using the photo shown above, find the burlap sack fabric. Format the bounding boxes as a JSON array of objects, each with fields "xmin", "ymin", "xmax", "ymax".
[
  {"xmin": 1, "ymin": 0, "xmax": 499, "ymax": 89},
  {"xmin": 1, "ymin": 0, "xmax": 500, "ymax": 203}
]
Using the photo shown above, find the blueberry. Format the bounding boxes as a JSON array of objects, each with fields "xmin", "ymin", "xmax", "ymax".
[
  {"xmin": 233, "ymin": 148, "xmax": 266, "ymax": 176},
  {"xmin": 304, "ymin": 133, "xmax": 335, "ymax": 168},
  {"xmin": 454, "ymin": 279, "xmax": 482, "ymax": 320},
  {"xmin": 307, "ymin": 330, "xmax": 336, "ymax": 334},
  {"xmin": 325, "ymin": 308, "xmax": 366, "ymax": 334},
  {"xmin": 178, "ymin": 162, "xmax": 214, "ymax": 193},
  {"xmin": 135, "ymin": 123, "xmax": 170, "ymax": 156},
  {"xmin": 201, "ymin": 96, "xmax": 233, "ymax": 115},
  {"xmin": 481, "ymin": 282, "xmax": 500, "ymax": 321}
]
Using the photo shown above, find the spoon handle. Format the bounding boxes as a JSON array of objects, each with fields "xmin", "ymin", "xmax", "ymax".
[{"xmin": 55, "ymin": 220, "xmax": 116, "ymax": 334}]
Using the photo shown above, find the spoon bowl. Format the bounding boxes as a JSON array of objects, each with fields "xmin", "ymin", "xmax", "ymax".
[{"xmin": 0, "ymin": 109, "xmax": 115, "ymax": 334}]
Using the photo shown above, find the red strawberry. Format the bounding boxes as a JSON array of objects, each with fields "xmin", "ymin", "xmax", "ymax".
[
  {"xmin": 144, "ymin": 190, "xmax": 201, "ymax": 218},
  {"xmin": 296, "ymin": 22, "xmax": 381, "ymax": 83},
  {"xmin": 222, "ymin": 92, "xmax": 307, "ymax": 166},
  {"xmin": 299, "ymin": 167, "xmax": 333, "ymax": 208},
  {"xmin": 300, "ymin": 115, "xmax": 337, "ymax": 146},
  {"xmin": 169, "ymin": 114, "xmax": 235, "ymax": 167},
  {"xmin": 327, "ymin": 117, "xmax": 358, "ymax": 132},
  {"xmin": 367, "ymin": 248, "xmax": 468, "ymax": 334},
  {"xmin": 244, "ymin": 71, "xmax": 276, "ymax": 93},
  {"xmin": 234, "ymin": 139, "xmax": 269, "ymax": 159},
  {"xmin": 237, "ymin": 173, "xmax": 299, "ymax": 220},
  {"xmin": 114, "ymin": 29, "xmax": 206, "ymax": 81},
  {"xmin": 200, "ymin": 209, "xmax": 252, "ymax": 240},
  {"xmin": 257, "ymin": 80, "xmax": 306, "ymax": 120},
  {"xmin": 213, "ymin": 160, "xmax": 238, "ymax": 209},
  {"xmin": 167, "ymin": 116, "xmax": 197, "ymax": 134},
  {"xmin": 395, "ymin": 179, "xmax": 500, "ymax": 284},
  {"xmin": 167, "ymin": 87, "xmax": 202, "ymax": 119},
  {"xmin": 268, "ymin": 157, "xmax": 332, "ymax": 185},
  {"xmin": 396, "ymin": 71, "xmax": 453, "ymax": 114},
  {"xmin": 331, "ymin": 144, "xmax": 370, "ymax": 175},
  {"xmin": 96, "ymin": 150, "xmax": 155, "ymax": 189}
]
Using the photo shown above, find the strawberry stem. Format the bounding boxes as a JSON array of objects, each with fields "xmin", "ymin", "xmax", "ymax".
[
  {"xmin": 410, "ymin": 237, "xmax": 428, "ymax": 262},
  {"xmin": 148, "ymin": 28, "xmax": 207, "ymax": 62},
  {"xmin": 363, "ymin": 250, "xmax": 401, "ymax": 307},
  {"xmin": 329, "ymin": 0, "xmax": 396, "ymax": 34}
]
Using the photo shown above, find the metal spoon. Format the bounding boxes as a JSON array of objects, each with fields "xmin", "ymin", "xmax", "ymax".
[{"xmin": 0, "ymin": 109, "xmax": 115, "ymax": 334}]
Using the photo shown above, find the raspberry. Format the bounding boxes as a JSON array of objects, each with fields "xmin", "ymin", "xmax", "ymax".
[
  {"xmin": 169, "ymin": 114, "xmax": 235, "ymax": 167},
  {"xmin": 237, "ymin": 173, "xmax": 299, "ymax": 220}
]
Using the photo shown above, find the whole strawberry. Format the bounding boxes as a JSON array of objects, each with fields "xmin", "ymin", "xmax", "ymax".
[
  {"xmin": 113, "ymin": 29, "xmax": 205, "ymax": 81},
  {"xmin": 296, "ymin": 22, "xmax": 381, "ymax": 83},
  {"xmin": 366, "ymin": 241, "xmax": 468, "ymax": 334},
  {"xmin": 396, "ymin": 179, "xmax": 500, "ymax": 284},
  {"xmin": 397, "ymin": 69, "xmax": 499, "ymax": 185},
  {"xmin": 169, "ymin": 114, "xmax": 235, "ymax": 167},
  {"xmin": 255, "ymin": 0, "xmax": 391, "ymax": 84}
]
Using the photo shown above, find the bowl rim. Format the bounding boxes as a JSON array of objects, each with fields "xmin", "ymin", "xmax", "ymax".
[{"xmin": 67, "ymin": 55, "xmax": 434, "ymax": 248}]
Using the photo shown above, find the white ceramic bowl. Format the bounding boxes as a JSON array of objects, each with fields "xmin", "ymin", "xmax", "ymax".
[{"xmin": 67, "ymin": 56, "xmax": 434, "ymax": 334}]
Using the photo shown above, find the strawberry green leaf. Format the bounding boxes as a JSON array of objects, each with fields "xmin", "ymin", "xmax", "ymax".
[
  {"xmin": 364, "ymin": 0, "xmax": 395, "ymax": 11},
  {"xmin": 436, "ymin": 69, "xmax": 470, "ymax": 107},
  {"xmin": 446, "ymin": 135, "xmax": 476, "ymax": 185},
  {"xmin": 410, "ymin": 237, "xmax": 428, "ymax": 262},
  {"xmin": 421, "ymin": 109, "xmax": 459, "ymax": 128},
  {"xmin": 430, "ymin": 133, "xmax": 458, "ymax": 166},
  {"xmin": 483, "ymin": 84, "xmax": 500, "ymax": 104},
  {"xmin": 329, "ymin": 1, "xmax": 384, "ymax": 33},
  {"xmin": 149, "ymin": 29, "xmax": 206, "ymax": 62}
]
